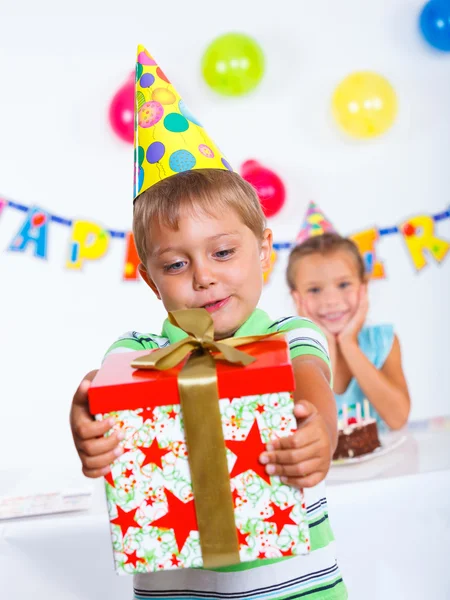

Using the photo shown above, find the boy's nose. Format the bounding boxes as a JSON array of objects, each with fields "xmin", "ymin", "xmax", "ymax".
[{"xmin": 193, "ymin": 264, "xmax": 217, "ymax": 290}]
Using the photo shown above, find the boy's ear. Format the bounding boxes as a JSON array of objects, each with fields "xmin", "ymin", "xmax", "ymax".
[
  {"xmin": 260, "ymin": 228, "xmax": 273, "ymax": 271},
  {"xmin": 138, "ymin": 264, "xmax": 161, "ymax": 300}
]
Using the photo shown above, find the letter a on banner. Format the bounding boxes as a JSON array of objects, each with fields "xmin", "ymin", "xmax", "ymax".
[
  {"xmin": 400, "ymin": 215, "xmax": 450, "ymax": 271},
  {"xmin": 8, "ymin": 206, "xmax": 50, "ymax": 259}
]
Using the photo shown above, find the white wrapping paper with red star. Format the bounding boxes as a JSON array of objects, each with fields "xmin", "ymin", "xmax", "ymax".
[{"xmin": 88, "ymin": 338, "xmax": 310, "ymax": 575}]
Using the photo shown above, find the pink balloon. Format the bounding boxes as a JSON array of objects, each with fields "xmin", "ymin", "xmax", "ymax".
[
  {"xmin": 109, "ymin": 76, "xmax": 135, "ymax": 144},
  {"xmin": 241, "ymin": 160, "xmax": 286, "ymax": 218},
  {"xmin": 138, "ymin": 101, "xmax": 164, "ymax": 128}
]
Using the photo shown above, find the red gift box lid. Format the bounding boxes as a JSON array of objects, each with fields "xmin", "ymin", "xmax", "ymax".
[{"xmin": 89, "ymin": 338, "xmax": 294, "ymax": 414}]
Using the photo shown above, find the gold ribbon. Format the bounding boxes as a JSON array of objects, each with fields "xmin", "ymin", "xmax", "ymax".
[{"xmin": 131, "ymin": 308, "xmax": 273, "ymax": 569}]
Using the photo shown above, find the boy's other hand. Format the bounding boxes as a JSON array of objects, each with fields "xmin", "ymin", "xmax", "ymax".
[
  {"xmin": 70, "ymin": 370, "xmax": 124, "ymax": 478},
  {"xmin": 258, "ymin": 400, "xmax": 332, "ymax": 489}
]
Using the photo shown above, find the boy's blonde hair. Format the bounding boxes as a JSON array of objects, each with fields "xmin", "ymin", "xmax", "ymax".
[
  {"xmin": 286, "ymin": 232, "xmax": 366, "ymax": 290},
  {"xmin": 133, "ymin": 169, "xmax": 266, "ymax": 264}
]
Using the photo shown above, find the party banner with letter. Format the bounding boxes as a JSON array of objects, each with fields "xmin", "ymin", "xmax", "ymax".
[{"xmin": 0, "ymin": 196, "xmax": 448, "ymax": 283}]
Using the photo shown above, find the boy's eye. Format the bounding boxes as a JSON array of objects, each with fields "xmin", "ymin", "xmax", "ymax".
[
  {"xmin": 307, "ymin": 287, "xmax": 321, "ymax": 294},
  {"xmin": 214, "ymin": 248, "xmax": 235, "ymax": 259},
  {"xmin": 164, "ymin": 261, "xmax": 186, "ymax": 272},
  {"xmin": 338, "ymin": 281, "xmax": 351, "ymax": 289}
]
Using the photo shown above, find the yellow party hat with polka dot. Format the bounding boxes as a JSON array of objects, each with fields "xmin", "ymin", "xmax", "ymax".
[
  {"xmin": 133, "ymin": 45, "xmax": 233, "ymax": 200},
  {"xmin": 296, "ymin": 201, "xmax": 337, "ymax": 245}
]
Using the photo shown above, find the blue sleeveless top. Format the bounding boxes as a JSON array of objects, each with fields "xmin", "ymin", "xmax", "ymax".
[{"xmin": 334, "ymin": 324, "xmax": 394, "ymax": 432}]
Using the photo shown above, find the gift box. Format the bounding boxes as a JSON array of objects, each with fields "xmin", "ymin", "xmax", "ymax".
[{"xmin": 89, "ymin": 310, "xmax": 310, "ymax": 575}]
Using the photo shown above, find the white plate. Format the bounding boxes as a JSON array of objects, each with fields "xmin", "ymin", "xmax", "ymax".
[{"xmin": 331, "ymin": 434, "xmax": 407, "ymax": 466}]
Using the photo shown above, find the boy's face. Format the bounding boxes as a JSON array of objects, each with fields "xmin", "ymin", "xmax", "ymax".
[
  {"xmin": 291, "ymin": 249, "xmax": 365, "ymax": 335},
  {"xmin": 139, "ymin": 205, "xmax": 273, "ymax": 339}
]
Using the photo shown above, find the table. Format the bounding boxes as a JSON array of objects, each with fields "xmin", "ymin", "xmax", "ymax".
[{"xmin": 1, "ymin": 419, "xmax": 450, "ymax": 599}]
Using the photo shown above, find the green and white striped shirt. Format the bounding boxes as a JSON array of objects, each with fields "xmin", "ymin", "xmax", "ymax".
[{"xmin": 107, "ymin": 309, "xmax": 331, "ymax": 369}]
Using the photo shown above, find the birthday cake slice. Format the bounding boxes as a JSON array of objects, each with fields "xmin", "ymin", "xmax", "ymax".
[{"xmin": 333, "ymin": 401, "xmax": 381, "ymax": 460}]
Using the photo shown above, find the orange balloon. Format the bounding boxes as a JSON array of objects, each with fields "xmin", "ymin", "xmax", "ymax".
[{"xmin": 152, "ymin": 88, "xmax": 176, "ymax": 105}]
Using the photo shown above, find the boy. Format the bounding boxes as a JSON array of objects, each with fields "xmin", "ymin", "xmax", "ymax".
[{"xmin": 70, "ymin": 45, "xmax": 347, "ymax": 599}]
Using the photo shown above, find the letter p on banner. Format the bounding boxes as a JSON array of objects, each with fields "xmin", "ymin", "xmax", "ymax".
[{"xmin": 66, "ymin": 220, "xmax": 110, "ymax": 270}]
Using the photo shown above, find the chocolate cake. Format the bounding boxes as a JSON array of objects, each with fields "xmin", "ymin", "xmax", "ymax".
[{"xmin": 333, "ymin": 417, "xmax": 381, "ymax": 460}]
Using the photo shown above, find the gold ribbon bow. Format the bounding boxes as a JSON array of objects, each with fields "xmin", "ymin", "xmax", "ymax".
[{"xmin": 131, "ymin": 308, "xmax": 273, "ymax": 569}]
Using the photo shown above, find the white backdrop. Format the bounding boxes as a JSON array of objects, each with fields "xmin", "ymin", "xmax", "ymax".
[{"xmin": 0, "ymin": 0, "xmax": 449, "ymax": 471}]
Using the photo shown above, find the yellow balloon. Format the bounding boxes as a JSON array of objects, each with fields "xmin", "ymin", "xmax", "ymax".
[
  {"xmin": 332, "ymin": 71, "xmax": 398, "ymax": 139},
  {"xmin": 151, "ymin": 87, "xmax": 176, "ymax": 105}
]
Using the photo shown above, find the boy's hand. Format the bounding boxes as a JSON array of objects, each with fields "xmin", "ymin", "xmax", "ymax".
[
  {"xmin": 70, "ymin": 370, "xmax": 124, "ymax": 478},
  {"xmin": 259, "ymin": 401, "xmax": 332, "ymax": 489}
]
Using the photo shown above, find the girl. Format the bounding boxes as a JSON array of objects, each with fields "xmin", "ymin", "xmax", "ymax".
[{"xmin": 287, "ymin": 232, "xmax": 410, "ymax": 431}]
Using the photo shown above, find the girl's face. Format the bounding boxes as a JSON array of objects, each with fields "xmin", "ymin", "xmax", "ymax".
[{"xmin": 291, "ymin": 249, "xmax": 366, "ymax": 335}]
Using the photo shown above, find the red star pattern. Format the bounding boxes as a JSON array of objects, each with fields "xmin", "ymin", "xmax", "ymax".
[
  {"xmin": 279, "ymin": 547, "xmax": 294, "ymax": 557},
  {"xmin": 138, "ymin": 439, "xmax": 170, "ymax": 469},
  {"xmin": 258, "ymin": 551, "xmax": 267, "ymax": 559},
  {"xmin": 170, "ymin": 554, "xmax": 181, "ymax": 567},
  {"xmin": 139, "ymin": 406, "xmax": 154, "ymax": 422},
  {"xmin": 236, "ymin": 528, "xmax": 250, "ymax": 547},
  {"xmin": 104, "ymin": 471, "xmax": 115, "ymax": 488},
  {"xmin": 167, "ymin": 409, "xmax": 177, "ymax": 420},
  {"xmin": 145, "ymin": 496, "xmax": 156, "ymax": 507},
  {"xmin": 264, "ymin": 502, "xmax": 296, "ymax": 534},
  {"xmin": 111, "ymin": 506, "xmax": 140, "ymax": 537},
  {"xmin": 231, "ymin": 487, "xmax": 241, "ymax": 505},
  {"xmin": 124, "ymin": 468, "xmax": 134, "ymax": 478},
  {"xmin": 225, "ymin": 419, "xmax": 271, "ymax": 484},
  {"xmin": 124, "ymin": 550, "xmax": 143, "ymax": 567},
  {"xmin": 256, "ymin": 404, "xmax": 266, "ymax": 414},
  {"xmin": 150, "ymin": 489, "xmax": 198, "ymax": 552}
]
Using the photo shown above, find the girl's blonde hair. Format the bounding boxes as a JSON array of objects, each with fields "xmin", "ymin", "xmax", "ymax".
[
  {"xmin": 286, "ymin": 232, "xmax": 366, "ymax": 290},
  {"xmin": 133, "ymin": 169, "xmax": 266, "ymax": 264}
]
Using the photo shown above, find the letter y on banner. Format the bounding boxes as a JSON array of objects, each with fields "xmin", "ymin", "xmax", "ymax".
[{"xmin": 400, "ymin": 215, "xmax": 449, "ymax": 271}]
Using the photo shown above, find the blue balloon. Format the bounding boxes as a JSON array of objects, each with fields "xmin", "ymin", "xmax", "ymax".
[
  {"xmin": 146, "ymin": 141, "xmax": 165, "ymax": 164},
  {"xmin": 419, "ymin": 0, "xmax": 450, "ymax": 51},
  {"xmin": 140, "ymin": 73, "xmax": 155, "ymax": 88},
  {"xmin": 134, "ymin": 166, "xmax": 144, "ymax": 196},
  {"xmin": 221, "ymin": 157, "xmax": 233, "ymax": 172},
  {"xmin": 178, "ymin": 100, "xmax": 202, "ymax": 126},
  {"xmin": 169, "ymin": 149, "xmax": 196, "ymax": 173}
]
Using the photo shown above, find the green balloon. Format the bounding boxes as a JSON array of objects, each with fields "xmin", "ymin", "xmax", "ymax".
[
  {"xmin": 164, "ymin": 113, "xmax": 189, "ymax": 133},
  {"xmin": 135, "ymin": 62, "xmax": 143, "ymax": 82},
  {"xmin": 202, "ymin": 33, "xmax": 265, "ymax": 96},
  {"xmin": 136, "ymin": 91, "xmax": 146, "ymax": 111},
  {"xmin": 135, "ymin": 145, "xmax": 144, "ymax": 166}
]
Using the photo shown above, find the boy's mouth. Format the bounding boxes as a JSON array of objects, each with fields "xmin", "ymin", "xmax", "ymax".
[{"xmin": 200, "ymin": 297, "xmax": 231, "ymax": 313}]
